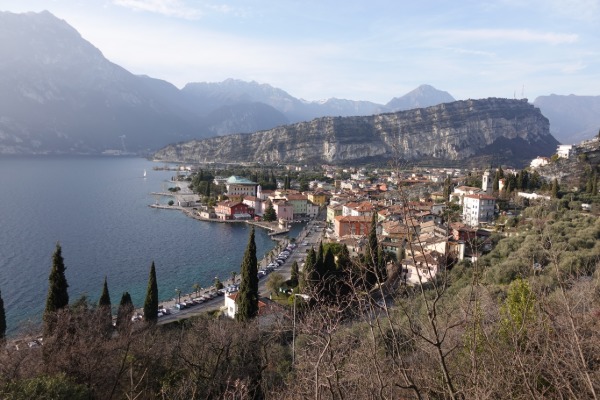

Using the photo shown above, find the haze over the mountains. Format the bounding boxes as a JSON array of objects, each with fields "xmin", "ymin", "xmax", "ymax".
[{"xmin": 0, "ymin": 10, "xmax": 598, "ymax": 156}]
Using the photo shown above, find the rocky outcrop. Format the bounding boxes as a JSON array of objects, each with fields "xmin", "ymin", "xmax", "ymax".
[{"xmin": 153, "ymin": 98, "xmax": 558, "ymax": 167}]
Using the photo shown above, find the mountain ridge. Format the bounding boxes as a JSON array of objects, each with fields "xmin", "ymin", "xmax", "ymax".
[
  {"xmin": 153, "ymin": 98, "xmax": 558, "ymax": 168},
  {"xmin": 0, "ymin": 10, "xmax": 595, "ymax": 156}
]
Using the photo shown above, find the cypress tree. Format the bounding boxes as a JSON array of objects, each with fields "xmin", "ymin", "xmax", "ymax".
[
  {"xmin": 300, "ymin": 247, "xmax": 317, "ymax": 291},
  {"xmin": 236, "ymin": 228, "xmax": 259, "ymax": 321},
  {"xmin": 493, "ymin": 171, "xmax": 500, "ymax": 192},
  {"xmin": 116, "ymin": 292, "xmax": 134, "ymax": 332},
  {"xmin": 323, "ymin": 247, "xmax": 336, "ymax": 274},
  {"xmin": 377, "ymin": 246, "xmax": 387, "ymax": 282},
  {"xmin": 143, "ymin": 262, "xmax": 159, "ymax": 324},
  {"xmin": 0, "ymin": 288, "xmax": 6, "ymax": 342},
  {"xmin": 98, "ymin": 276, "xmax": 112, "ymax": 330},
  {"xmin": 290, "ymin": 260, "xmax": 299, "ymax": 287},
  {"xmin": 315, "ymin": 242, "xmax": 326, "ymax": 278},
  {"xmin": 44, "ymin": 243, "xmax": 70, "ymax": 335},
  {"xmin": 336, "ymin": 244, "xmax": 351, "ymax": 271},
  {"xmin": 551, "ymin": 178, "xmax": 560, "ymax": 198},
  {"xmin": 364, "ymin": 212, "xmax": 380, "ymax": 286},
  {"xmin": 98, "ymin": 276, "xmax": 111, "ymax": 308}
]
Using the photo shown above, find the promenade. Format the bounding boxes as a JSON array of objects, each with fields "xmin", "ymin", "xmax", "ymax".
[
  {"xmin": 144, "ymin": 179, "xmax": 326, "ymax": 324},
  {"xmin": 149, "ymin": 215, "xmax": 326, "ymax": 325}
]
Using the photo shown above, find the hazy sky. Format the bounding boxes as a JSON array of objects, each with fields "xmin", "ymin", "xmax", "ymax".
[{"xmin": 2, "ymin": 0, "xmax": 599, "ymax": 103}]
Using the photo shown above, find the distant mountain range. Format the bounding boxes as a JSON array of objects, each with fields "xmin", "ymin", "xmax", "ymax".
[
  {"xmin": 533, "ymin": 95, "xmax": 600, "ymax": 144},
  {"xmin": 0, "ymin": 10, "xmax": 597, "ymax": 156}
]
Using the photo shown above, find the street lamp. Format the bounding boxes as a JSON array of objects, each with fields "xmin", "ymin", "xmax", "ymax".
[{"xmin": 292, "ymin": 293, "xmax": 310, "ymax": 366}]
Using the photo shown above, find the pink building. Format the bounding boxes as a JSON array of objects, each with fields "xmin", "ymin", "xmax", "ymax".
[{"xmin": 273, "ymin": 200, "xmax": 294, "ymax": 221}]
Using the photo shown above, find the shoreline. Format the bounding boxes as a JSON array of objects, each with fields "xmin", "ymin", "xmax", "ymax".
[{"xmin": 145, "ymin": 181, "xmax": 313, "ymax": 320}]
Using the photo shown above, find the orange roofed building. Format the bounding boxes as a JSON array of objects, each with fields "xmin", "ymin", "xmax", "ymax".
[{"xmin": 334, "ymin": 215, "xmax": 372, "ymax": 238}]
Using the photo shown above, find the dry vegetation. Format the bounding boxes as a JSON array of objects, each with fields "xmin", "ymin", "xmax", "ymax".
[{"xmin": 1, "ymin": 204, "xmax": 599, "ymax": 399}]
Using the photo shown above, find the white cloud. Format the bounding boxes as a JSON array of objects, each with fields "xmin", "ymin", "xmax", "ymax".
[
  {"xmin": 432, "ymin": 29, "xmax": 578, "ymax": 45},
  {"xmin": 112, "ymin": 0, "xmax": 202, "ymax": 19},
  {"xmin": 442, "ymin": 47, "xmax": 496, "ymax": 57}
]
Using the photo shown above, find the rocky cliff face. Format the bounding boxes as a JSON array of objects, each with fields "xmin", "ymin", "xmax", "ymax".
[{"xmin": 154, "ymin": 98, "xmax": 558, "ymax": 167}]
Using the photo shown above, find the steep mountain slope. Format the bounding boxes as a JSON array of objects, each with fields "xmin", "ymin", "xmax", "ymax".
[
  {"xmin": 0, "ymin": 10, "xmax": 204, "ymax": 154},
  {"xmin": 154, "ymin": 98, "xmax": 558, "ymax": 167},
  {"xmin": 201, "ymin": 102, "xmax": 289, "ymax": 136},
  {"xmin": 533, "ymin": 94, "xmax": 600, "ymax": 144},
  {"xmin": 182, "ymin": 79, "xmax": 383, "ymax": 122}
]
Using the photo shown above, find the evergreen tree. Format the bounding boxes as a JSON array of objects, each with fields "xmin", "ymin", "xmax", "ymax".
[
  {"xmin": 551, "ymin": 178, "xmax": 560, "ymax": 198},
  {"xmin": 236, "ymin": 228, "xmax": 259, "ymax": 321},
  {"xmin": 98, "ymin": 276, "xmax": 111, "ymax": 309},
  {"xmin": 336, "ymin": 244, "xmax": 351, "ymax": 271},
  {"xmin": 44, "ymin": 243, "xmax": 70, "ymax": 335},
  {"xmin": 443, "ymin": 176, "xmax": 453, "ymax": 200},
  {"xmin": 263, "ymin": 201, "xmax": 277, "ymax": 222},
  {"xmin": 300, "ymin": 247, "xmax": 317, "ymax": 291},
  {"xmin": 516, "ymin": 171, "xmax": 524, "ymax": 190},
  {"xmin": 377, "ymin": 246, "xmax": 387, "ymax": 282},
  {"xmin": 143, "ymin": 262, "xmax": 159, "ymax": 324},
  {"xmin": 0, "ymin": 288, "xmax": 6, "ymax": 342},
  {"xmin": 323, "ymin": 247, "xmax": 336, "ymax": 274},
  {"xmin": 530, "ymin": 170, "xmax": 541, "ymax": 190},
  {"xmin": 315, "ymin": 242, "xmax": 326, "ymax": 278},
  {"xmin": 205, "ymin": 181, "xmax": 211, "ymax": 197},
  {"xmin": 116, "ymin": 292, "xmax": 134, "ymax": 332},
  {"xmin": 290, "ymin": 260, "xmax": 299, "ymax": 287},
  {"xmin": 284, "ymin": 175, "xmax": 291, "ymax": 190},
  {"xmin": 98, "ymin": 276, "xmax": 112, "ymax": 331},
  {"xmin": 364, "ymin": 212, "xmax": 381, "ymax": 286}
]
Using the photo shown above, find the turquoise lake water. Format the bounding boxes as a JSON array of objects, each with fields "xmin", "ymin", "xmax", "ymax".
[{"xmin": 0, "ymin": 156, "xmax": 298, "ymax": 335}]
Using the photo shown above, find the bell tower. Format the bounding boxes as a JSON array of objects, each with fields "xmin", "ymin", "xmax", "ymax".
[{"xmin": 482, "ymin": 170, "xmax": 492, "ymax": 194}]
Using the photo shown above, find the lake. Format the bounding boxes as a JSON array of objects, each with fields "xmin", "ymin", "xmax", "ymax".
[{"xmin": 0, "ymin": 156, "xmax": 297, "ymax": 335}]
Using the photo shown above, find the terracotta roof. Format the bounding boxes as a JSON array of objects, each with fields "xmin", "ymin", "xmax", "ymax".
[
  {"xmin": 217, "ymin": 200, "xmax": 243, "ymax": 207},
  {"xmin": 334, "ymin": 215, "xmax": 371, "ymax": 222},
  {"xmin": 464, "ymin": 193, "xmax": 496, "ymax": 200}
]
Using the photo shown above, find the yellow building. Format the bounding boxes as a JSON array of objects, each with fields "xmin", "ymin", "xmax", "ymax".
[{"xmin": 307, "ymin": 191, "xmax": 329, "ymax": 206}]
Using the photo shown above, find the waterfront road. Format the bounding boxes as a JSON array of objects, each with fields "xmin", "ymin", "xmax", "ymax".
[{"xmin": 151, "ymin": 214, "xmax": 327, "ymax": 325}]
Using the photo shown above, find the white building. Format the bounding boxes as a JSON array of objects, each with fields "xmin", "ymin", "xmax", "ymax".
[
  {"xmin": 225, "ymin": 176, "xmax": 257, "ymax": 197},
  {"xmin": 450, "ymin": 186, "xmax": 481, "ymax": 205},
  {"xmin": 462, "ymin": 193, "xmax": 496, "ymax": 227},
  {"xmin": 517, "ymin": 192, "xmax": 551, "ymax": 201},
  {"xmin": 306, "ymin": 201, "xmax": 320, "ymax": 219},
  {"xmin": 530, "ymin": 156, "xmax": 550, "ymax": 169},
  {"xmin": 557, "ymin": 144, "xmax": 574, "ymax": 159}
]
